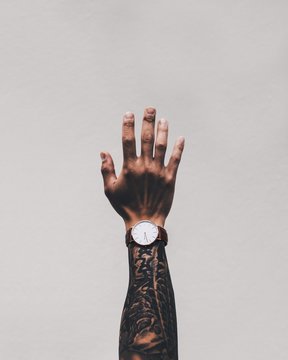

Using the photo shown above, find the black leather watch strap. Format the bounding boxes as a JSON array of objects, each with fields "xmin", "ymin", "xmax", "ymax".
[{"xmin": 125, "ymin": 226, "xmax": 168, "ymax": 247}]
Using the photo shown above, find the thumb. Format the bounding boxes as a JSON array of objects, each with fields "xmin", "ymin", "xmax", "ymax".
[{"xmin": 100, "ymin": 152, "xmax": 117, "ymax": 194}]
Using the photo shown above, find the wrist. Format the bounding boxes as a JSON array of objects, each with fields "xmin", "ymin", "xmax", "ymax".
[{"xmin": 124, "ymin": 216, "xmax": 166, "ymax": 231}]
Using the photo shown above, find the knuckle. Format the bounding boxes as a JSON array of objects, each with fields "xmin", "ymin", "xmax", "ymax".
[
  {"xmin": 155, "ymin": 142, "xmax": 167, "ymax": 152},
  {"xmin": 144, "ymin": 162, "xmax": 156, "ymax": 175},
  {"xmin": 122, "ymin": 161, "xmax": 135, "ymax": 176},
  {"xmin": 101, "ymin": 165, "xmax": 109, "ymax": 174},
  {"xmin": 145, "ymin": 166, "xmax": 154, "ymax": 175},
  {"xmin": 142, "ymin": 132, "xmax": 154, "ymax": 143},
  {"xmin": 144, "ymin": 114, "xmax": 155, "ymax": 123},
  {"xmin": 157, "ymin": 171, "xmax": 166, "ymax": 182},
  {"xmin": 122, "ymin": 166, "xmax": 130, "ymax": 176},
  {"xmin": 123, "ymin": 118, "xmax": 134, "ymax": 127},
  {"xmin": 165, "ymin": 173, "xmax": 175, "ymax": 185},
  {"xmin": 134, "ymin": 169, "xmax": 143, "ymax": 178},
  {"xmin": 171, "ymin": 154, "xmax": 181, "ymax": 163},
  {"xmin": 122, "ymin": 136, "xmax": 134, "ymax": 147}
]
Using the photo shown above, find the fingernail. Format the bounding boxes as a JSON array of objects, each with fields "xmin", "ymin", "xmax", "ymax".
[
  {"xmin": 178, "ymin": 136, "xmax": 185, "ymax": 146},
  {"xmin": 159, "ymin": 118, "xmax": 168, "ymax": 126},
  {"xmin": 146, "ymin": 107, "xmax": 156, "ymax": 115},
  {"xmin": 124, "ymin": 111, "xmax": 134, "ymax": 119},
  {"xmin": 100, "ymin": 152, "xmax": 106, "ymax": 161}
]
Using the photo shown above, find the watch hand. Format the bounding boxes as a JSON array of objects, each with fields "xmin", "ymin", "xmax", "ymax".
[{"xmin": 144, "ymin": 232, "xmax": 148, "ymax": 243}]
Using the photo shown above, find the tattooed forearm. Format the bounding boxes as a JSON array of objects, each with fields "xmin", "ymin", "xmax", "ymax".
[{"xmin": 119, "ymin": 241, "xmax": 178, "ymax": 360}]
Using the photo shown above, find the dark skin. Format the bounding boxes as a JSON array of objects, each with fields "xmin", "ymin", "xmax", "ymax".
[{"xmin": 100, "ymin": 107, "xmax": 185, "ymax": 360}]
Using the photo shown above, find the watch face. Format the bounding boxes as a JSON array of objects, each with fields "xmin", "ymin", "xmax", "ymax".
[{"xmin": 131, "ymin": 220, "xmax": 159, "ymax": 246}]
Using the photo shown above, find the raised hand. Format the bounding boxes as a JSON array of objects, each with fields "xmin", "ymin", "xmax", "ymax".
[{"xmin": 100, "ymin": 107, "xmax": 185, "ymax": 230}]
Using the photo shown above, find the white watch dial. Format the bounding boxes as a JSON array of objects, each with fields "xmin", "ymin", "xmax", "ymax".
[{"xmin": 131, "ymin": 220, "xmax": 159, "ymax": 246}]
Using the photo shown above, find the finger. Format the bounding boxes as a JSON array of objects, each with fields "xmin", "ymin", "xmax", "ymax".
[
  {"xmin": 154, "ymin": 118, "xmax": 168, "ymax": 166},
  {"xmin": 141, "ymin": 106, "xmax": 156, "ymax": 160},
  {"xmin": 100, "ymin": 152, "xmax": 117, "ymax": 194},
  {"xmin": 166, "ymin": 136, "xmax": 185, "ymax": 178},
  {"xmin": 122, "ymin": 112, "xmax": 136, "ymax": 163}
]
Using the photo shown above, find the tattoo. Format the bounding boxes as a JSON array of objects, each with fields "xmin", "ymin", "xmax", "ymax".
[{"xmin": 119, "ymin": 241, "xmax": 178, "ymax": 360}]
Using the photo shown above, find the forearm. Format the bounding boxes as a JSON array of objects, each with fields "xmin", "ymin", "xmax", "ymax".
[
  {"xmin": 100, "ymin": 107, "xmax": 184, "ymax": 359},
  {"xmin": 119, "ymin": 241, "xmax": 178, "ymax": 360}
]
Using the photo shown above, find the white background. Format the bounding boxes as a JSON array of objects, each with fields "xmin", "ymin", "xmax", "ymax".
[{"xmin": 0, "ymin": 1, "xmax": 287, "ymax": 359}]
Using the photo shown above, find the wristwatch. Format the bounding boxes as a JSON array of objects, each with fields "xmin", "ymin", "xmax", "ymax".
[{"xmin": 125, "ymin": 220, "xmax": 168, "ymax": 247}]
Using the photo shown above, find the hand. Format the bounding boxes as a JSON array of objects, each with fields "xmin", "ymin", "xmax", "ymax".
[{"xmin": 100, "ymin": 107, "xmax": 185, "ymax": 231}]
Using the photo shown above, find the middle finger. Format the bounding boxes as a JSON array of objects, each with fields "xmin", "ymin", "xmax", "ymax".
[{"xmin": 140, "ymin": 107, "xmax": 156, "ymax": 160}]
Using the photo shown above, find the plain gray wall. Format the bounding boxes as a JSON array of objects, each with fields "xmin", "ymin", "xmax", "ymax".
[{"xmin": 0, "ymin": 1, "xmax": 287, "ymax": 359}]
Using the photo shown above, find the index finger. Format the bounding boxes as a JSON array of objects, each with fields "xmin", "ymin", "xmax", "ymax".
[{"xmin": 122, "ymin": 111, "xmax": 136, "ymax": 163}]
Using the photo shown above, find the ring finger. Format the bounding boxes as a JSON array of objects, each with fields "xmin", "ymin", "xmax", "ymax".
[{"xmin": 154, "ymin": 118, "xmax": 168, "ymax": 166}]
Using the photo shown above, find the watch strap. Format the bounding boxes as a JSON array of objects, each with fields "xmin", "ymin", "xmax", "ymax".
[{"xmin": 125, "ymin": 225, "xmax": 168, "ymax": 247}]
